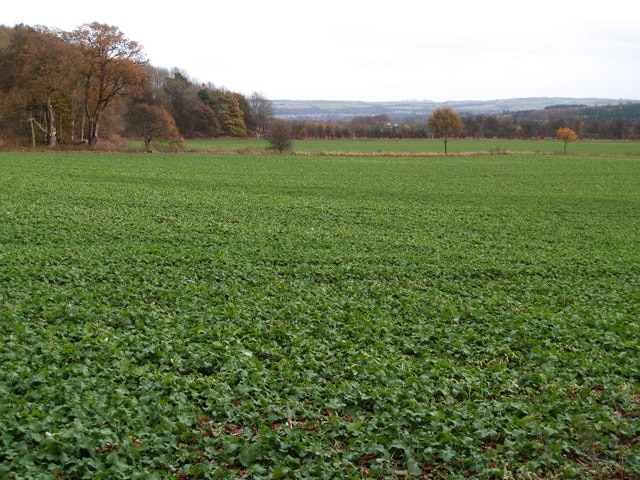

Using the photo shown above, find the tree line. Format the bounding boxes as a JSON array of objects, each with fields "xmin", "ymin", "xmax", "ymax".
[
  {"xmin": 0, "ymin": 23, "xmax": 273, "ymax": 149},
  {"xmin": 1, "ymin": 22, "xmax": 639, "ymax": 150},
  {"xmin": 284, "ymin": 107, "xmax": 640, "ymax": 141}
]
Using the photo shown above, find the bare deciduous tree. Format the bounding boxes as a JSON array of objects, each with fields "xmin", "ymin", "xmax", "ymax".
[
  {"xmin": 266, "ymin": 119, "xmax": 293, "ymax": 153},
  {"xmin": 249, "ymin": 92, "xmax": 274, "ymax": 135}
]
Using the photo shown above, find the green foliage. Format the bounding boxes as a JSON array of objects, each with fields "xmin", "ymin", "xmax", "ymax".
[
  {"xmin": 198, "ymin": 88, "xmax": 247, "ymax": 137},
  {"xmin": 1, "ymin": 152, "xmax": 639, "ymax": 478},
  {"xmin": 583, "ymin": 103, "xmax": 640, "ymax": 121}
]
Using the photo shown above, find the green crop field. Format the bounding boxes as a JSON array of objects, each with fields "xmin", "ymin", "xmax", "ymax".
[
  {"xmin": 1, "ymin": 151, "xmax": 639, "ymax": 479},
  {"xmin": 180, "ymin": 138, "xmax": 640, "ymax": 156}
]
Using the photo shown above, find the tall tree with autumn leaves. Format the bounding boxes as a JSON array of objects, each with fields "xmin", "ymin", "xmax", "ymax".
[
  {"xmin": 0, "ymin": 25, "xmax": 79, "ymax": 146},
  {"xmin": 67, "ymin": 23, "xmax": 149, "ymax": 147},
  {"xmin": 15, "ymin": 27, "xmax": 78, "ymax": 147}
]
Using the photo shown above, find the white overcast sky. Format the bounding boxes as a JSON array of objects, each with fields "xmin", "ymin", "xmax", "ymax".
[{"xmin": 3, "ymin": 0, "xmax": 639, "ymax": 102}]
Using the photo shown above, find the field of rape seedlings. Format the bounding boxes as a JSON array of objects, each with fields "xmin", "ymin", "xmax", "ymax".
[
  {"xmin": 1, "ymin": 151, "xmax": 638, "ymax": 478},
  {"xmin": 181, "ymin": 138, "xmax": 640, "ymax": 156}
]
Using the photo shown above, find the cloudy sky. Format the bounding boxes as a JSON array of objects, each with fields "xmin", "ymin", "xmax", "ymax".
[{"xmin": 3, "ymin": 0, "xmax": 639, "ymax": 102}]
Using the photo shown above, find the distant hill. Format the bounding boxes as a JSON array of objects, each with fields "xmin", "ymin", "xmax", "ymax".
[{"xmin": 274, "ymin": 97, "xmax": 639, "ymax": 120}]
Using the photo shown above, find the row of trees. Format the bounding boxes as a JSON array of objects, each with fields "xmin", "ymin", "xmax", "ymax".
[
  {"xmin": 424, "ymin": 109, "xmax": 579, "ymax": 154},
  {"xmin": 270, "ymin": 109, "xmax": 580, "ymax": 155},
  {"xmin": 0, "ymin": 23, "xmax": 274, "ymax": 148},
  {"xmin": 281, "ymin": 110, "xmax": 640, "ymax": 141}
]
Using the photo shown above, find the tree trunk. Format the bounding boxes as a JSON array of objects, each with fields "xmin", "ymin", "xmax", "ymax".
[
  {"xmin": 86, "ymin": 102, "xmax": 105, "ymax": 147},
  {"xmin": 29, "ymin": 118, "xmax": 36, "ymax": 151},
  {"xmin": 45, "ymin": 98, "xmax": 57, "ymax": 147},
  {"xmin": 87, "ymin": 118, "xmax": 99, "ymax": 147},
  {"xmin": 444, "ymin": 137, "xmax": 448, "ymax": 154},
  {"xmin": 81, "ymin": 111, "xmax": 86, "ymax": 143}
]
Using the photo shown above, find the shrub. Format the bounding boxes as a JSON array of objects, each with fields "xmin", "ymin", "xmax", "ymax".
[{"xmin": 266, "ymin": 119, "xmax": 293, "ymax": 153}]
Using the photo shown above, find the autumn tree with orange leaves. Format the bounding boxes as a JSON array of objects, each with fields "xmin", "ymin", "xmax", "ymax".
[
  {"xmin": 68, "ymin": 23, "xmax": 149, "ymax": 147},
  {"xmin": 556, "ymin": 127, "xmax": 578, "ymax": 154},
  {"xmin": 16, "ymin": 27, "xmax": 78, "ymax": 147}
]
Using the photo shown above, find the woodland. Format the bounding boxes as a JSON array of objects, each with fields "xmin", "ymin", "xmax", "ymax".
[
  {"xmin": 0, "ymin": 23, "xmax": 271, "ymax": 149},
  {"xmin": 1, "ymin": 22, "xmax": 640, "ymax": 150}
]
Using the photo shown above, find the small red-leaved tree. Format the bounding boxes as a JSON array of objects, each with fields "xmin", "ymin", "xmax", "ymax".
[
  {"xmin": 556, "ymin": 127, "xmax": 578, "ymax": 154},
  {"xmin": 127, "ymin": 103, "xmax": 183, "ymax": 152}
]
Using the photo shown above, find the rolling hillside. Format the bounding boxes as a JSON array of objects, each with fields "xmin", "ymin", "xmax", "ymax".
[{"xmin": 274, "ymin": 97, "xmax": 638, "ymax": 120}]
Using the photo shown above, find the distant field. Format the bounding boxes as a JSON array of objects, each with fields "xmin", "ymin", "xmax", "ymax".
[
  {"xmin": 1, "ymin": 152, "xmax": 639, "ymax": 478},
  {"xmin": 180, "ymin": 138, "xmax": 640, "ymax": 156}
]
